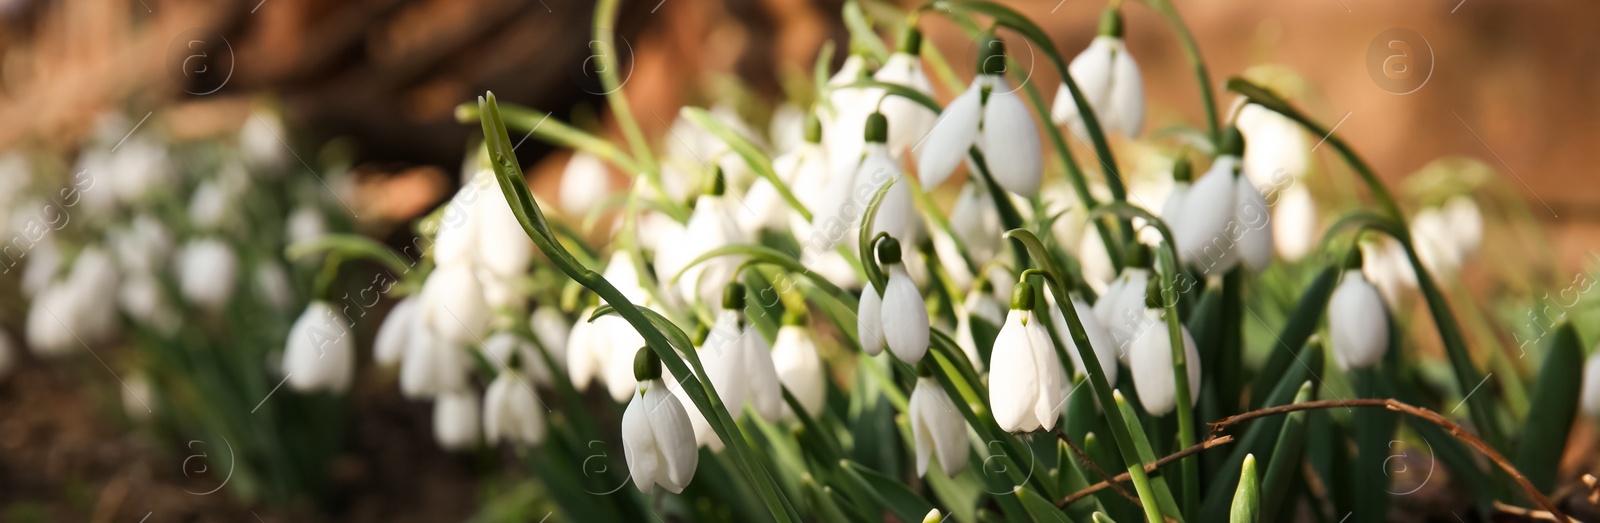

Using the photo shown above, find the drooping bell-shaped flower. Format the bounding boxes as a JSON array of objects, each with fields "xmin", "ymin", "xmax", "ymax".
[
  {"xmin": 433, "ymin": 388, "xmax": 480, "ymax": 452},
  {"xmin": 874, "ymin": 28, "xmax": 937, "ymax": 158},
  {"xmin": 565, "ymin": 306, "xmax": 610, "ymax": 391},
  {"xmin": 482, "ymin": 332, "xmax": 553, "ymax": 386},
  {"xmin": 918, "ymin": 35, "xmax": 1042, "ymax": 196},
  {"xmin": 1160, "ymin": 158, "xmax": 1192, "ymax": 226},
  {"xmin": 473, "ymin": 172, "xmax": 536, "ymax": 282},
  {"xmin": 771, "ymin": 311, "xmax": 826, "ymax": 420},
  {"xmin": 400, "ymin": 323, "xmax": 471, "ymax": 399},
  {"xmin": 483, "ymin": 370, "xmax": 546, "ymax": 446},
  {"xmin": 1235, "ymin": 102, "xmax": 1309, "ymax": 186},
  {"xmin": 949, "ymin": 181, "xmax": 1004, "ymax": 263},
  {"xmin": 988, "ymin": 279, "xmax": 1064, "ymax": 432},
  {"xmin": 1128, "ymin": 281, "xmax": 1201, "ymax": 416},
  {"xmin": 603, "ymin": 314, "xmax": 649, "ymax": 403},
  {"xmin": 283, "ymin": 301, "xmax": 356, "ymax": 393},
  {"xmin": 65, "ymin": 246, "xmax": 120, "ymax": 342},
  {"xmin": 1052, "ymin": 8, "xmax": 1144, "ymax": 139},
  {"xmin": 529, "ymin": 306, "xmax": 570, "ymax": 370},
  {"xmin": 1328, "ymin": 252, "xmax": 1390, "ymax": 370},
  {"xmin": 699, "ymin": 284, "xmax": 783, "ymax": 423},
  {"xmin": 120, "ymin": 273, "xmax": 178, "ymax": 334},
  {"xmin": 820, "ymin": 54, "xmax": 876, "ymax": 190},
  {"xmin": 876, "ymin": 237, "xmax": 930, "ymax": 364},
  {"xmin": 177, "ymin": 238, "xmax": 239, "ymax": 311},
  {"xmin": 658, "ymin": 176, "xmax": 746, "ymax": 307},
  {"xmin": 418, "ymin": 263, "xmax": 490, "ymax": 345},
  {"xmin": 374, "ymin": 297, "xmax": 415, "ymax": 368},
  {"xmin": 824, "ymin": 112, "xmax": 922, "ymax": 249},
  {"xmin": 910, "ymin": 370, "xmax": 969, "ymax": 477},
  {"xmin": 26, "ymin": 282, "xmax": 79, "ymax": 356},
  {"xmin": 254, "ymin": 261, "xmax": 293, "ymax": 311},
  {"xmin": 1171, "ymin": 128, "xmax": 1272, "ymax": 274},
  {"xmin": 1095, "ymin": 244, "xmax": 1153, "ymax": 360},
  {"xmin": 1047, "ymin": 284, "xmax": 1118, "ymax": 387},
  {"xmin": 1273, "ymin": 183, "xmax": 1317, "ymax": 261},
  {"xmin": 560, "ymin": 151, "xmax": 611, "ymax": 218},
  {"xmin": 623, "ymin": 348, "xmax": 700, "ymax": 494},
  {"xmin": 286, "ymin": 204, "xmax": 327, "ymax": 247},
  {"xmin": 1443, "ymin": 195, "xmax": 1483, "ymax": 257},
  {"xmin": 857, "ymin": 278, "xmax": 886, "ymax": 356}
]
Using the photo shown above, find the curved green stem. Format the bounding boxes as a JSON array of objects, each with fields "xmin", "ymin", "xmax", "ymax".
[{"xmin": 1143, "ymin": 0, "xmax": 1219, "ymax": 145}]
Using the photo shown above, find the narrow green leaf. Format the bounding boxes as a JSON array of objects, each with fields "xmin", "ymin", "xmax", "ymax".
[
  {"xmin": 1260, "ymin": 382, "xmax": 1314, "ymax": 520},
  {"xmin": 1229, "ymin": 454, "xmax": 1260, "ymax": 523},
  {"xmin": 842, "ymin": 1, "xmax": 890, "ymax": 62},
  {"xmin": 1514, "ymin": 321, "xmax": 1583, "ymax": 494},
  {"xmin": 1015, "ymin": 485, "xmax": 1075, "ymax": 523},
  {"xmin": 840, "ymin": 459, "xmax": 935, "ymax": 523},
  {"xmin": 682, "ymin": 107, "xmax": 812, "ymax": 221},
  {"xmin": 285, "ymin": 233, "xmax": 414, "ymax": 276},
  {"xmin": 1202, "ymin": 342, "xmax": 1323, "ymax": 522},
  {"xmin": 1249, "ymin": 265, "xmax": 1338, "ymax": 408},
  {"xmin": 454, "ymin": 102, "xmax": 639, "ymax": 174}
]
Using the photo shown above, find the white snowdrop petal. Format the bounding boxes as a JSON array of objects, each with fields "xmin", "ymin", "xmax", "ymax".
[
  {"xmin": 772, "ymin": 326, "xmax": 826, "ymax": 419},
  {"xmin": 1328, "ymin": 271, "xmax": 1390, "ymax": 370},
  {"xmin": 1234, "ymin": 176, "xmax": 1274, "ymax": 271},
  {"xmin": 1582, "ymin": 353, "xmax": 1600, "ymax": 418},
  {"xmin": 1025, "ymin": 313, "xmax": 1063, "ymax": 430},
  {"xmin": 622, "ymin": 389, "xmax": 661, "ymax": 493},
  {"xmin": 374, "ymin": 298, "xmax": 416, "ymax": 367},
  {"xmin": 989, "ymin": 310, "xmax": 1041, "ymax": 432},
  {"xmin": 1273, "ymin": 184, "xmax": 1317, "ymax": 261},
  {"xmin": 882, "ymin": 267, "xmax": 930, "ymax": 364},
  {"xmin": 858, "ymin": 288, "xmax": 886, "ymax": 356},
  {"xmin": 644, "ymin": 383, "xmax": 699, "ymax": 491},
  {"xmin": 917, "ymin": 81, "xmax": 983, "ymax": 188},
  {"xmin": 434, "ymin": 389, "xmax": 481, "ymax": 451},
  {"xmin": 1107, "ymin": 40, "xmax": 1145, "ymax": 138},
  {"xmin": 980, "ymin": 84, "xmax": 1043, "ymax": 198},
  {"xmin": 1174, "ymin": 158, "xmax": 1240, "ymax": 273}
]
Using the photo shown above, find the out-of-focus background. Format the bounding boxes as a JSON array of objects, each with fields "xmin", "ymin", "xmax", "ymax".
[{"xmin": 1, "ymin": 0, "xmax": 1595, "ymax": 520}]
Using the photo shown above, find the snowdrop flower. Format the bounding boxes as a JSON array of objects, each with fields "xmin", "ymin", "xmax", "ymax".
[
  {"xmin": 119, "ymin": 273, "xmax": 178, "ymax": 333},
  {"xmin": 658, "ymin": 177, "xmax": 745, "ymax": 307},
  {"xmin": 1273, "ymin": 184, "xmax": 1317, "ymax": 261},
  {"xmin": 876, "ymin": 238, "xmax": 930, "ymax": 364},
  {"xmin": 918, "ymin": 35, "xmax": 1042, "ymax": 196},
  {"xmin": 623, "ymin": 348, "xmax": 699, "ymax": 494},
  {"xmin": 1094, "ymin": 244, "xmax": 1152, "ymax": 360},
  {"xmin": 286, "ymin": 205, "xmax": 327, "ymax": 247},
  {"xmin": 1171, "ymin": 129, "xmax": 1272, "ymax": 274},
  {"xmin": 1443, "ymin": 195, "xmax": 1482, "ymax": 257},
  {"xmin": 771, "ymin": 311, "xmax": 825, "ymax": 419},
  {"xmin": 400, "ymin": 324, "xmax": 470, "ymax": 399},
  {"xmin": 529, "ymin": 306, "xmax": 570, "ymax": 370},
  {"xmin": 857, "ymin": 279, "xmax": 886, "ymax": 356},
  {"xmin": 109, "ymin": 137, "xmax": 172, "ymax": 204},
  {"xmin": 559, "ymin": 151, "xmax": 611, "ymax": 218},
  {"xmin": 816, "ymin": 112, "xmax": 923, "ymax": 251},
  {"xmin": 1328, "ymin": 253, "xmax": 1389, "ymax": 370},
  {"xmin": 700, "ymin": 284, "xmax": 783, "ymax": 423},
  {"xmin": 283, "ymin": 301, "xmax": 355, "ymax": 393},
  {"xmin": 239, "ymin": 108, "xmax": 288, "ymax": 171},
  {"xmin": 483, "ymin": 332, "xmax": 552, "ymax": 386},
  {"xmin": 1160, "ymin": 159, "xmax": 1192, "ymax": 225},
  {"xmin": 122, "ymin": 372, "xmax": 154, "ymax": 420},
  {"xmin": 1047, "ymin": 285, "xmax": 1118, "ymax": 387},
  {"xmin": 418, "ymin": 264, "xmax": 490, "ymax": 345},
  {"xmin": 21, "ymin": 236, "xmax": 61, "ymax": 297},
  {"xmin": 770, "ymin": 102, "xmax": 806, "ymax": 154},
  {"xmin": 989, "ymin": 279, "xmax": 1063, "ymax": 432},
  {"xmin": 483, "ymin": 370, "xmax": 546, "ymax": 446},
  {"xmin": 1235, "ymin": 102, "xmax": 1309, "ymax": 186},
  {"xmin": 373, "ymin": 298, "xmax": 415, "ymax": 368},
  {"xmin": 820, "ymin": 54, "xmax": 876, "ymax": 190},
  {"xmin": 473, "ymin": 174, "xmax": 535, "ymax": 281},
  {"xmin": 1360, "ymin": 236, "xmax": 1416, "ymax": 308},
  {"xmin": 949, "ymin": 182, "xmax": 1004, "ymax": 263},
  {"xmin": 26, "ymin": 283, "xmax": 79, "ymax": 356},
  {"xmin": 111, "ymin": 214, "xmax": 174, "ymax": 275},
  {"xmin": 188, "ymin": 180, "xmax": 235, "ymax": 231},
  {"xmin": 65, "ymin": 246, "xmax": 120, "ymax": 342},
  {"xmin": 1410, "ymin": 206, "xmax": 1461, "ymax": 279},
  {"xmin": 1582, "ymin": 351, "xmax": 1600, "ymax": 419},
  {"xmin": 1052, "ymin": 8, "xmax": 1144, "ymax": 139},
  {"xmin": 910, "ymin": 369, "xmax": 968, "ymax": 477},
  {"xmin": 254, "ymin": 261, "xmax": 293, "ymax": 311},
  {"xmin": 433, "ymin": 389, "xmax": 481, "ymax": 451},
  {"xmin": 177, "ymin": 238, "xmax": 239, "ymax": 311},
  {"xmin": 566, "ymin": 306, "xmax": 609, "ymax": 391},
  {"xmin": 1128, "ymin": 283, "xmax": 1200, "ymax": 416},
  {"xmin": 874, "ymin": 28, "xmax": 937, "ymax": 158}
]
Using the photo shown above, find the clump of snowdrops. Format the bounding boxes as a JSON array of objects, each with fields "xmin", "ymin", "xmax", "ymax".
[{"xmin": 294, "ymin": 0, "xmax": 1598, "ymax": 521}]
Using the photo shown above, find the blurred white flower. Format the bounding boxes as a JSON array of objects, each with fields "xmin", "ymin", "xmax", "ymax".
[
  {"xmin": 623, "ymin": 371, "xmax": 699, "ymax": 494},
  {"xmin": 483, "ymin": 370, "xmax": 546, "ymax": 446},
  {"xmin": 1360, "ymin": 236, "xmax": 1417, "ymax": 309},
  {"xmin": 1047, "ymin": 290, "xmax": 1118, "ymax": 387},
  {"xmin": 254, "ymin": 261, "xmax": 294, "ymax": 311},
  {"xmin": 1172, "ymin": 150, "xmax": 1272, "ymax": 274},
  {"xmin": 433, "ymin": 389, "xmax": 481, "ymax": 452},
  {"xmin": 703, "ymin": 299, "xmax": 783, "ymax": 423},
  {"xmin": 109, "ymin": 137, "xmax": 172, "ymax": 205},
  {"xmin": 473, "ymin": 174, "xmax": 535, "ymax": 281},
  {"xmin": 769, "ymin": 102, "xmax": 806, "ymax": 155},
  {"xmin": 122, "ymin": 372, "xmax": 154, "ymax": 420},
  {"xmin": 482, "ymin": 331, "xmax": 552, "ymax": 387},
  {"xmin": 1128, "ymin": 308, "xmax": 1200, "ymax": 416},
  {"xmin": 989, "ymin": 282, "xmax": 1062, "ymax": 432},
  {"xmin": 565, "ymin": 306, "xmax": 608, "ymax": 391},
  {"xmin": 373, "ymin": 298, "xmax": 415, "ymax": 368},
  {"xmin": 187, "ymin": 180, "xmax": 236, "ymax": 231},
  {"xmin": 21, "ymin": 235, "xmax": 61, "ymax": 297},
  {"xmin": 65, "ymin": 246, "xmax": 121, "ymax": 342},
  {"xmin": 119, "ymin": 273, "xmax": 178, "ymax": 333},
  {"xmin": 177, "ymin": 238, "xmax": 239, "ymax": 311},
  {"xmin": 658, "ymin": 190, "xmax": 745, "ymax": 307},
  {"xmin": 1329, "ymin": 267, "xmax": 1390, "ymax": 371},
  {"xmin": 1443, "ymin": 195, "xmax": 1482, "ymax": 257},
  {"xmin": 559, "ymin": 151, "xmax": 611, "ymax": 218},
  {"xmin": 1410, "ymin": 206, "xmax": 1462, "ymax": 279},
  {"xmin": 820, "ymin": 54, "xmax": 876, "ymax": 193},
  {"xmin": 286, "ymin": 205, "xmax": 327, "ymax": 248},
  {"xmin": 1272, "ymin": 183, "xmax": 1317, "ymax": 261},
  {"xmin": 1053, "ymin": 24, "xmax": 1144, "ymax": 139},
  {"xmin": 873, "ymin": 49, "xmax": 937, "ymax": 159},
  {"xmin": 602, "ymin": 315, "xmax": 648, "ymax": 403},
  {"xmin": 949, "ymin": 182, "xmax": 1003, "ymax": 263},
  {"xmin": 400, "ymin": 323, "xmax": 470, "ymax": 399},
  {"xmin": 1095, "ymin": 249, "xmax": 1152, "ymax": 361},
  {"xmin": 239, "ymin": 109, "xmax": 288, "ymax": 171},
  {"xmin": 1236, "ymin": 103, "xmax": 1309, "ymax": 186},
  {"xmin": 771, "ymin": 322, "xmax": 825, "ymax": 420},
  {"xmin": 283, "ymin": 301, "xmax": 355, "ymax": 393},
  {"xmin": 910, "ymin": 376, "xmax": 968, "ymax": 477},
  {"xmin": 27, "ymin": 282, "xmax": 80, "ymax": 356},
  {"xmin": 528, "ymin": 306, "xmax": 570, "ymax": 370},
  {"xmin": 111, "ymin": 214, "xmax": 173, "ymax": 275},
  {"xmin": 418, "ymin": 264, "xmax": 490, "ymax": 345}
]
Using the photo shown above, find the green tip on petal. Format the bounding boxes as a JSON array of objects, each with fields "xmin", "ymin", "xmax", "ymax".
[
  {"xmin": 1125, "ymin": 243, "xmax": 1152, "ymax": 269},
  {"xmin": 1173, "ymin": 157, "xmax": 1193, "ymax": 183},
  {"xmin": 804, "ymin": 111, "xmax": 823, "ymax": 144},
  {"xmin": 633, "ymin": 346, "xmax": 662, "ymax": 381},
  {"xmin": 709, "ymin": 167, "xmax": 727, "ymax": 196},
  {"xmin": 1342, "ymin": 247, "xmax": 1365, "ymax": 270},
  {"xmin": 1098, "ymin": 7, "xmax": 1124, "ymax": 38},
  {"xmin": 781, "ymin": 307, "xmax": 809, "ymax": 326},
  {"xmin": 898, "ymin": 26, "xmax": 924, "ymax": 55}
]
